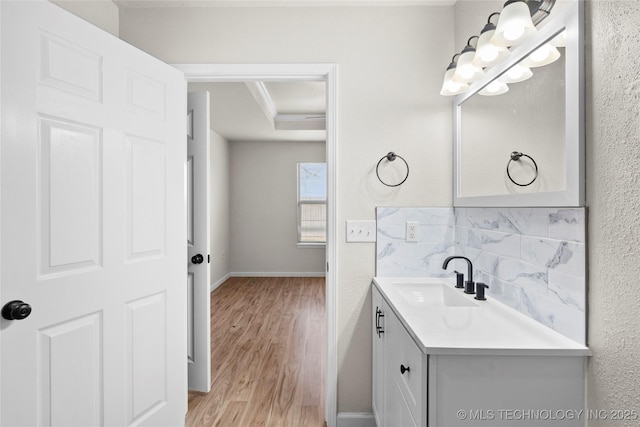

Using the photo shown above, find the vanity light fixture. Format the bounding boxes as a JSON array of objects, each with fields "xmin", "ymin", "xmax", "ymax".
[
  {"xmin": 479, "ymin": 79, "xmax": 509, "ymax": 96},
  {"xmin": 440, "ymin": 54, "xmax": 469, "ymax": 96},
  {"xmin": 473, "ymin": 13, "xmax": 510, "ymax": 68},
  {"xmin": 452, "ymin": 36, "xmax": 485, "ymax": 83},
  {"xmin": 491, "ymin": 0, "xmax": 537, "ymax": 47},
  {"xmin": 440, "ymin": 0, "xmax": 557, "ymax": 97},
  {"xmin": 498, "ymin": 63, "xmax": 533, "ymax": 83},
  {"xmin": 521, "ymin": 42, "xmax": 561, "ymax": 67},
  {"xmin": 550, "ymin": 29, "xmax": 567, "ymax": 47}
]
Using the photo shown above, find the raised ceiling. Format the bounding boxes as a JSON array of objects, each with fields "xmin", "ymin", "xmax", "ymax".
[
  {"xmin": 188, "ymin": 81, "xmax": 327, "ymax": 142},
  {"xmin": 117, "ymin": 0, "xmax": 456, "ymax": 142}
]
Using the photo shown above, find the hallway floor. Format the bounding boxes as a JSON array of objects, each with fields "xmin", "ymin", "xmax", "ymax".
[{"xmin": 186, "ymin": 276, "xmax": 326, "ymax": 426}]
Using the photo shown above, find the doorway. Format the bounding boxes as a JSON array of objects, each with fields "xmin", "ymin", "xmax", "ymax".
[{"xmin": 175, "ymin": 63, "xmax": 338, "ymax": 427}]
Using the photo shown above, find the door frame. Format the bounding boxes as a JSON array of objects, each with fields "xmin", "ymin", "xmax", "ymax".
[{"xmin": 173, "ymin": 63, "xmax": 338, "ymax": 427}]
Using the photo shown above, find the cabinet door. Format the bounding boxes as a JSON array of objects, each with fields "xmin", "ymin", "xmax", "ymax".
[
  {"xmin": 396, "ymin": 320, "xmax": 427, "ymax": 426},
  {"xmin": 372, "ymin": 286, "xmax": 386, "ymax": 426},
  {"xmin": 396, "ymin": 382, "xmax": 420, "ymax": 427},
  {"xmin": 372, "ymin": 284, "xmax": 426, "ymax": 427},
  {"xmin": 386, "ymin": 311, "xmax": 424, "ymax": 427},
  {"xmin": 383, "ymin": 306, "xmax": 405, "ymax": 426}
]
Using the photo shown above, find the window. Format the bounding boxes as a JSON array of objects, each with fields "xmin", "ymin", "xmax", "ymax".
[{"xmin": 297, "ymin": 163, "xmax": 327, "ymax": 245}]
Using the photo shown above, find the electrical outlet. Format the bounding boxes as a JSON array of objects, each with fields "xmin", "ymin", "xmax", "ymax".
[{"xmin": 406, "ymin": 221, "xmax": 419, "ymax": 243}]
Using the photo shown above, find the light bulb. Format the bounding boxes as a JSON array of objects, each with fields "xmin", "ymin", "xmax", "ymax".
[
  {"xmin": 473, "ymin": 26, "xmax": 510, "ymax": 68},
  {"xmin": 453, "ymin": 50, "xmax": 485, "ymax": 83},
  {"xmin": 551, "ymin": 30, "xmax": 567, "ymax": 47},
  {"xmin": 503, "ymin": 25, "xmax": 525, "ymax": 42},
  {"xmin": 458, "ymin": 64, "xmax": 477, "ymax": 80},
  {"xmin": 479, "ymin": 80, "xmax": 509, "ymax": 96},
  {"xmin": 481, "ymin": 49, "xmax": 499, "ymax": 63},
  {"xmin": 499, "ymin": 63, "xmax": 533, "ymax": 83},
  {"xmin": 492, "ymin": 1, "xmax": 537, "ymax": 47},
  {"xmin": 521, "ymin": 43, "xmax": 561, "ymax": 67},
  {"xmin": 440, "ymin": 68, "xmax": 468, "ymax": 96}
]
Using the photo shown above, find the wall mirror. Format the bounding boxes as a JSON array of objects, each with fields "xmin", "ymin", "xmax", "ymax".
[{"xmin": 453, "ymin": 0, "xmax": 584, "ymax": 207}]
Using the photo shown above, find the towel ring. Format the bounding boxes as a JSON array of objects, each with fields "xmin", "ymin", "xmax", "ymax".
[
  {"xmin": 376, "ymin": 152, "xmax": 409, "ymax": 187},
  {"xmin": 506, "ymin": 151, "xmax": 538, "ymax": 187}
]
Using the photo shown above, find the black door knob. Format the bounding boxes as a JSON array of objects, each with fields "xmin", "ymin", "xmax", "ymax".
[
  {"xmin": 400, "ymin": 364, "xmax": 410, "ymax": 375},
  {"xmin": 191, "ymin": 254, "xmax": 204, "ymax": 264},
  {"xmin": 2, "ymin": 300, "xmax": 32, "ymax": 320}
]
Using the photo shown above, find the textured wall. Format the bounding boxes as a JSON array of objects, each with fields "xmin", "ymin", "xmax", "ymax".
[{"xmin": 586, "ymin": 0, "xmax": 640, "ymax": 424}]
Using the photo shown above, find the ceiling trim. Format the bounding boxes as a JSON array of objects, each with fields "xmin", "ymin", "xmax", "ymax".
[
  {"xmin": 116, "ymin": 0, "xmax": 456, "ymax": 8},
  {"xmin": 244, "ymin": 81, "xmax": 277, "ymax": 129},
  {"xmin": 175, "ymin": 63, "xmax": 330, "ymax": 82},
  {"xmin": 243, "ymin": 81, "xmax": 327, "ymax": 131},
  {"xmin": 275, "ymin": 114, "xmax": 326, "ymax": 130}
]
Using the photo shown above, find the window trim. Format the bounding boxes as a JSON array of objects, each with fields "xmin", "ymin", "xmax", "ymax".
[{"xmin": 297, "ymin": 162, "xmax": 327, "ymax": 245}]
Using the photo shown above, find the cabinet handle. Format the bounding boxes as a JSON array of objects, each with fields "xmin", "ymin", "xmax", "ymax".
[
  {"xmin": 375, "ymin": 307, "xmax": 385, "ymax": 337},
  {"xmin": 400, "ymin": 364, "xmax": 410, "ymax": 375}
]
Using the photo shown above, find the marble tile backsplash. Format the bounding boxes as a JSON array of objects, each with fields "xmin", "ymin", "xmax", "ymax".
[
  {"xmin": 376, "ymin": 207, "xmax": 456, "ymax": 278},
  {"xmin": 376, "ymin": 207, "xmax": 587, "ymax": 344}
]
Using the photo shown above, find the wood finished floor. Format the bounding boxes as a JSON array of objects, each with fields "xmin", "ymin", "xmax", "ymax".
[{"xmin": 186, "ymin": 276, "xmax": 326, "ymax": 427}]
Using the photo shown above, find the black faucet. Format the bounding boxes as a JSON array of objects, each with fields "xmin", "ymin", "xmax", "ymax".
[
  {"xmin": 442, "ymin": 256, "xmax": 475, "ymax": 294},
  {"xmin": 475, "ymin": 283, "xmax": 489, "ymax": 301}
]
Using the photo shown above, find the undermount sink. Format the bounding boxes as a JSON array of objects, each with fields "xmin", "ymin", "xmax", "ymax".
[
  {"xmin": 394, "ymin": 282, "xmax": 478, "ymax": 307},
  {"xmin": 373, "ymin": 277, "xmax": 591, "ymax": 356}
]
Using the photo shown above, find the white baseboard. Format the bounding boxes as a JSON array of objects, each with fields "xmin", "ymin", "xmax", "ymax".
[
  {"xmin": 209, "ymin": 273, "xmax": 231, "ymax": 292},
  {"xmin": 336, "ymin": 412, "xmax": 376, "ymax": 427},
  {"xmin": 210, "ymin": 271, "xmax": 326, "ymax": 292},
  {"xmin": 229, "ymin": 271, "xmax": 326, "ymax": 278}
]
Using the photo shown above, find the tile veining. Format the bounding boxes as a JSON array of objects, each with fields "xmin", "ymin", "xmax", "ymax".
[{"xmin": 376, "ymin": 206, "xmax": 587, "ymax": 344}]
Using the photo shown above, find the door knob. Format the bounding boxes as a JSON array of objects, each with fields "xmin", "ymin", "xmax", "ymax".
[
  {"xmin": 2, "ymin": 300, "xmax": 32, "ymax": 320},
  {"xmin": 191, "ymin": 254, "xmax": 204, "ymax": 264}
]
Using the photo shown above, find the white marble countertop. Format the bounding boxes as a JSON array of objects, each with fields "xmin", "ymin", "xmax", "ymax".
[{"xmin": 373, "ymin": 277, "xmax": 591, "ymax": 356}]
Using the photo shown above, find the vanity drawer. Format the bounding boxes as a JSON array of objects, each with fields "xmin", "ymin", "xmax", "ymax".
[{"xmin": 395, "ymin": 320, "xmax": 427, "ymax": 426}]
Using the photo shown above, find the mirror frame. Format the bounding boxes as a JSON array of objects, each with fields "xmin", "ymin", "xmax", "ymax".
[{"xmin": 453, "ymin": 0, "xmax": 584, "ymax": 207}]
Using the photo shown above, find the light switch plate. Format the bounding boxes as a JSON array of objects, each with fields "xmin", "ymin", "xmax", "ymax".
[{"xmin": 346, "ymin": 220, "xmax": 376, "ymax": 242}]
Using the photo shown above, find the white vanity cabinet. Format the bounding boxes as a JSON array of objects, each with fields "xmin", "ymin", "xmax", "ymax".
[
  {"xmin": 372, "ymin": 286, "xmax": 426, "ymax": 427},
  {"xmin": 372, "ymin": 279, "xmax": 590, "ymax": 427}
]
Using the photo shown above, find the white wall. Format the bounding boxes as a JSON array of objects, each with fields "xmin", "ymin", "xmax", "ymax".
[
  {"xmin": 50, "ymin": 0, "xmax": 119, "ymax": 36},
  {"xmin": 209, "ymin": 129, "xmax": 231, "ymax": 289},
  {"xmin": 119, "ymin": 5, "xmax": 454, "ymax": 413},
  {"xmin": 229, "ymin": 140, "xmax": 325, "ymax": 275}
]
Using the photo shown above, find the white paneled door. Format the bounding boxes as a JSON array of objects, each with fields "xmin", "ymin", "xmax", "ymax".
[
  {"xmin": 186, "ymin": 92, "xmax": 211, "ymax": 392},
  {"xmin": 1, "ymin": 2, "xmax": 187, "ymax": 426}
]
